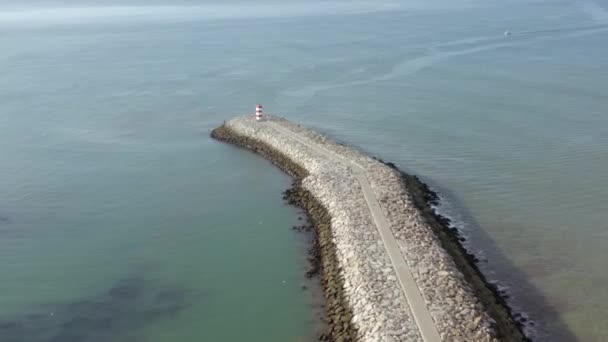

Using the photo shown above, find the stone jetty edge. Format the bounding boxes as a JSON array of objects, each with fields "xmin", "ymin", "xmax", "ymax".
[
  {"xmin": 375, "ymin": 160, "xmax": 530, "ymax": 342},
  {"xmin": 211, "ymin": 121, "xmax": 527, "ymax": 342},
  {"xmin": 211, "ymin": 124, "xmax": 357, "ymax": 341}
]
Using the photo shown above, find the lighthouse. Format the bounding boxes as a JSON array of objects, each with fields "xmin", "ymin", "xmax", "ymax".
[{"xmin": 255, "ymin": 104, "xmax": 263, "ymax": 121}]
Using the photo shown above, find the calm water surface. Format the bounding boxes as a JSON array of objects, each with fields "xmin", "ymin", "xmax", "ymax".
[{"xmin": 1, "ymin": 0, "xmax": 607, "ymax": 341}]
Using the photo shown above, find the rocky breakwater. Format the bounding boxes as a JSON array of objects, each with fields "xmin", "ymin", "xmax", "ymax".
[{"xmin": 211, "ymin": 115, "xmax": 526, "ymax": 342}]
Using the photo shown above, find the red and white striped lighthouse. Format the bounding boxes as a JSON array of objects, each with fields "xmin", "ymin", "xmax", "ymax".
[{"xmin": 255, "ymin": 104, "xmax": 263, "ymax": 121}]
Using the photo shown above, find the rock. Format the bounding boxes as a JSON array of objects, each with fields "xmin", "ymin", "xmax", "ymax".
[{"xmin": 211, "ymin": 117, "xmax": 524, "ymax": 342}]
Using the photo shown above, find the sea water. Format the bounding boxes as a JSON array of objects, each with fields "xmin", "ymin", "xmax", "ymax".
[{"xmin": 1, "ymin": 0, "xmax": 607, "ymax": 341}]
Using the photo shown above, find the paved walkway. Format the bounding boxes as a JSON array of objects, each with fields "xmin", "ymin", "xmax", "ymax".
[{"xmin": 268, "ymin": 121, "xmax": 442, "ymax": 342}]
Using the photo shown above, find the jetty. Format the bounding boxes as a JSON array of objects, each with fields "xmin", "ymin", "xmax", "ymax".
[{"xmin": 211, "ymin": 114, "xmax": 526, "ymax": 342}]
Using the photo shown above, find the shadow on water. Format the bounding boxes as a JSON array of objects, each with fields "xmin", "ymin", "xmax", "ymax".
[
  {"xmin": 0, "ymin": 274, "xmax": 201, "ymax": 342},
  {"xmin": 420, "ymin": 178, "xmax": 579, "ymax": 342}
]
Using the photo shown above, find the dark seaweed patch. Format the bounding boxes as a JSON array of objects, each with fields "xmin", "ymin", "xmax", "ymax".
[
  {"xmin": 154, "ymin": 288, "xmax": 189, "ymax": 304},
  {"xmin": 0, "ymin": 275, "xmax": 195, "ymax": 342},
  {"xmin": 107, "ymin": 277, "xmax": 144, "ymax": 300}
]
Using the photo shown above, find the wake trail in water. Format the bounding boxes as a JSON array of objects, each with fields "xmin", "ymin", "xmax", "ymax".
[
  {"xmin": 283, "ymin": 22, "xmax": 608, "ymax": 98},
  {"xmin": 515, "ymin": 23, "xmax": 608, "ymax": 36},
  {"xmin": 580, "ymin": 0, "xmax": 608, "ymax": 22}
]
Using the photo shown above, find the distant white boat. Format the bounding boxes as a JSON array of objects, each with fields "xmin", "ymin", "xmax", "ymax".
[{"xmin": 504, "ymin": 29, "xmax": 512, "ymax": 36}]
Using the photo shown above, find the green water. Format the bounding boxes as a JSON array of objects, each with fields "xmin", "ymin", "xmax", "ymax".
[
  {"xmin": 0, "ymin": 110, "xmax": 322, "ymax": 340},
  {"xmin": 1, "ymin": 0, "xmax": 608, "ymax": 341}
]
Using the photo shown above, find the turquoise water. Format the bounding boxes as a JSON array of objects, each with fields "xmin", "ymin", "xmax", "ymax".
[
  {"xmin": 1, "ymin": 0, "xmax": 607, "ymax": 341},
  {"xmin": 0, "ymin": 23, "xmax": 324, "ymax": 340}
]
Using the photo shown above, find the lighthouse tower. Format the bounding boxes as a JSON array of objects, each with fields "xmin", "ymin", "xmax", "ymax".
[{"xmin": 255, "ymin": 104, "xmax": 263, "ymax": 121}]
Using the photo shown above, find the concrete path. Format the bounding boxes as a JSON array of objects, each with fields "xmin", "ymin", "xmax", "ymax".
[{"xmin": 268, "ymin": 121, "xmax": 443, "ymax": 342}]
